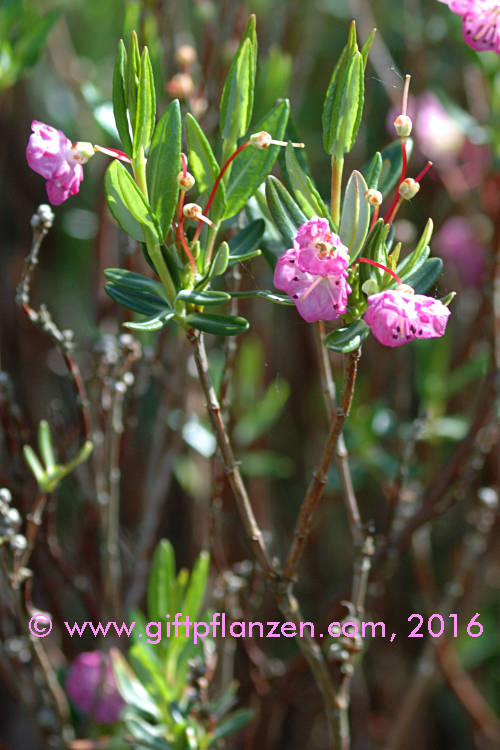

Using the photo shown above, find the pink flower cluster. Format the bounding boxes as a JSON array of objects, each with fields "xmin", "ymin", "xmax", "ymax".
[
  {"xmin": 273, "ymin": 218, "xmax": 351, "ymax": 323},
  {"xmin": 274, "ymin": 218, "xmax": 451, "ymax": 347},
  {"xmin": 26, "ymin": 121, "xmax": 86, "ymax": 205},
  {"xmin": 65, "ymin": 650, "xmax": 124, "ymax": 724},
  {"xmin": 438, "ymin": 0, "xmax": 500, "ymax": 54}
]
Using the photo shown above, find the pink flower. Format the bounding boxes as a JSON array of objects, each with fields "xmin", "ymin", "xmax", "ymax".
[
  {"xmin": 65, "ymin": 651, "xmax": 124, "ymax": 724},
  {"xmin": 274, "ymin": 218, "xmax": 351, "ymax": 323},
  {"xmin": 364, "ymin": 289, "xmax": 451, "ymax": 347},
  {"xmin": 434, "ymin": 216, "xmax": 486, "ymax": 286},
  {"xmin": 26, "ymin": 121, "xmax": 90, "ymax": 205},
  {"xmin": 438, "ymin": 0, "xmax": 500, "ymax": 54}
]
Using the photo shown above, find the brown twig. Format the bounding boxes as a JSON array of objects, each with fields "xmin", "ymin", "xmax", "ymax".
[{"xmin": 284, "ymin": 348, "xmax": 361, "ymax": 580}]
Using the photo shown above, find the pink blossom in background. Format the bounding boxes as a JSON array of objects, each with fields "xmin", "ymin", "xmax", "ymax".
[
  {"xmin": 414, "ymin": 93, "xmax": 465, "ymax": 163},
  {"xmin": 364, "ymin": 289, "xmax": 451, "ymax": 347},
  {"xmin": 26, "ymin": 121, "xmax": 85, "ymax": 205},
  {"xmin": 437, "ymin": 0, "xmax": 500, "ymax": 54},
  {"xmin": 274, "ymin": 218, "xmax": 351, "ymax": 323},
  {"xmin": 433, "ymin": 216, "xmax": 487, "ymax": 286},
  {"xmin": 65, "ymin": 651, "xmax": 124, "ymax": 724}
]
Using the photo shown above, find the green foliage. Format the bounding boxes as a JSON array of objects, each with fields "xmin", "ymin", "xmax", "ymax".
[
  {"xmin": 147, "ymin": 101, "xmax": 182, "ymax": 239},
  {"xmin": 339, "ymin": 170, "xmax": 370, "ymax": 260},
  {"xmin": 112, "ymin": 541, "xmax": 251, "ymax": 749},
  {"xmin": 220, "ymin": 15, "xmax": 257, "ymax": 147},
  {"xmin": 323, "ymin": 320, "xmax": 370, "ymax": 353},
  {"xmin": 23, "ymin": 421, "xmax": 93, "ymax": 494},
  {"xmin": 0, "ymin": 0, "xmax": 57, "ymax": 90}
]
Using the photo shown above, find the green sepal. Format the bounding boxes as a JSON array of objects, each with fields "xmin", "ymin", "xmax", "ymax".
[
  {"xmin": 147, "ymin": 99, "xmax": 181, "ymax": 239},
  {"xmin": 324, "ymin": 319, "xmax": 370, "ymax": 353},
  {"xmin": 339, "ymin": 169, "xmax": 370, "ymax": 260},
  {"xmin": 186, "ymin": 313, "xmax": 250, "ymax": 336}
]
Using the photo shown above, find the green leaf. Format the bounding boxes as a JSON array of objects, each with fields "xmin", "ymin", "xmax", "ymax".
[
  {"xmin": 220, "ymin": 17, "xmax": 256, "ymax": 143},
  {"xmin": 324, "ymin": 320, "xmax": 370, "ymax": 353},
  {"xmin": 105, "ymin": 283, "xmax": 171, "ymax": 317},
  {"xmin": 181, "ymin": 550, "xmax": 209, "ymax": 623},
  {"xmin": 284, "ymin": 142, "xmax": 328, "ymax": 219},
  {"xmin": 37, "ymin": 420, "xmax": 55, "ymax": 473},
  {"xmin": 123, "ymin": 310, "xmax": 175, "ymax": 331},
  {"xmin": 204, "ymin": 242, "xmax": 229, "ymax": 282},
  {"xmin": 360, "ymin": 28, "xmax": 376, "ymax": 69},
  {"xmin": 133, "ymin": 47, "xmax": 156, "ymax": 157},
  {"xmin": 185, "ymin": 113, "xmax": 226, "ymax": 223},
  {"xmin": 377, "ymin": 138, "xmax": 414, "ymax": 197},
  {"xmin": 210, "ymin": 709, "xmax": 253, "ymax": 742},
  {"xmin": 339, "ymin": 170, "xmax": 370, "ymax": 260},
  {"xmin": 147, "ymin": 540, "xmax": 176, "ymax": 623},
  {"xmin": 186, "ymin": 313, "xmax": 250, "ymax": 336},
  {"xmin": 228, "ymin": 219, "xmax": 264, "ymax": 264},
  {"xmin": 358, "ymin": 219, "xmax": 390, "ymax": 286},
  {"xmin": 147, "ymin": 100, "xmax": 181, "ymax": 238},
  {"xmin": 105, "ymin": 160, "xmax": 161, "ymax": 243},
  {"xmin": 113, "ymin": 39, "xmax": 132, "ymax": 154},
  {"xmin": 111, "ymin": 649, "xmax": 160, "ymax": 718},
  {"xmin": 223, "ymin": 99, "xmax": 290, "ymax": 220},
  {"xmin": 402, "ymin": 257, "xmax": 443, "ymax": 294},
  {"xmin": 104, "ymin": 268, "xmax": 169, "ymax": 300},
  {"xmin": 362, "ymin": 152, "xmax": 382, "ymax": 190},
  {"xmin": 265, "ymin": 175, "xmax": 306, "ymax": 249},
  {"xmin": 230, "ymin": 289, "xmax": 294, "ymax": 305},
  {"xmin": 396, "ymin": 218, "xmax": 433, "ymax": 278},
  {"xmin": 126, "ymin": 31, "xmax": 141, "ymax": 131},
  {"xmin": 322, "ymin": 22, "xmax": 364, "ymax": 158},
  {"xmin": 23, "ymin": 445, "xmax": 45, "ymax": 484},
  {"xmin": 176, "ymin": 289, "xmax": 231, "ymax": 306}
]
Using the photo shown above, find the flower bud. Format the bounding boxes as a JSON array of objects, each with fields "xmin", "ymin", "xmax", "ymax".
[
  {"xmin": 177, "ymin": 171, "xmax": 195, "ymax": 191},
  {"xmin": 175, "ymin": 45, "xmax": 196, "ymax": 69},
  {"xmin": 249, "ymin": 131, "xmax": 304, "ymax": 150},
  {"xmin": 393, "ymin": 114, "xmax": 413, "ymax": 137},
  {"xmin": 166, "ymin": 73, "xmax": 194, "ymax": 99},
  {"xmin": 72, "ymin": 142, "xmax": 95, "ymax": 164},
  {"xmin": 183, "ymin": 203, "xmax": 213, "ymax": 226},
  {"xmin": 398, "ymin": 178, "xmax": 420, "ymax": 200},
  {"xmin": 365, "ymin": 188, "xmax": 382, "ymax": 206}
]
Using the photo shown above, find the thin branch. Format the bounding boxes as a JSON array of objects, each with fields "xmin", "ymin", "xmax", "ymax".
[{"xmin": 284, "ymin": 348, "xmax": 361, "ymax": 580}]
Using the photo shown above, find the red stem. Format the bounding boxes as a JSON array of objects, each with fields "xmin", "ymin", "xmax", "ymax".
[
  {"xmin": 354, "ymin": 257, "xmax": 402, "ymax": 285},
  {"xmin": 383, "ymin": 137, "xmax": 407, "ymax": 223},
  {"xmin": 181, "ymin": 152, "xmax": 188, "ymax": 179},
  {"xmin": 179, "ymin": 219, "xmax": 196, "ymax": 280},
  {"xmin": 415, "ymin": 161, "xmax": 432, "ymax": 182},
  {"xmin": 369, "ymin": 205, "xmax": 380, "ymax": 231},
  {"xmin": 192, "ymin": 141, "xmax": 250, "ymax": 244}
]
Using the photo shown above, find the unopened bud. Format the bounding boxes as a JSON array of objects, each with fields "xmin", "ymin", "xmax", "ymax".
[
  {"xmin": 396, "ymin": 283, "xmax": 415, "ymax": 294},
  {"xmin": 72, "ymin": 142, "xmax": 95, "ymax": 164},
  {"xmin": 398, "ymin": 178, "xmax": 420, "ymax": 200},
  {"xmin": 166, "ymin": 73, "xmax": 194, "ymax": 99},
  {"xmin": 175, "ymin": 45, "xmax": 196, "ymax": 69},
  {"xmin": 177, "ymin": 171, "xmax": 195, "ymax": 191},
  {"xmin": 249, "ymin": 131, "xmax": 304, "ymax": 150},
  {"xmin": 394, "ymin": 114, "xmax": 413, "ymax": 137},
  {"xmin": 365, "ymin": 188, "xmax": 382, "ymax": 206},
  {"xmin": 183, "ymin": 203, "xmax": 213, "ymax": 226}
]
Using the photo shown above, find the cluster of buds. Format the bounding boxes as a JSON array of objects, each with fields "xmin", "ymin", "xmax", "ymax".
[{"xmin": 0, "ymin": 489, "xmax": 26, "ymax": 554}]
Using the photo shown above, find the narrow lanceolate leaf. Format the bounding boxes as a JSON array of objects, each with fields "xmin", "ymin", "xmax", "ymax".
[
  {"xmin": 147, "ymin": 540, "xmax": 176, "ymax": 623},
  {"xmin": 363, "ymin": 151, "xmax": 382, "ymax": 190},
  {"xmin": 186, "ymin": 312, "xmax": 250, "ymax": 336},
  {"xmin": 228, "ymin": 219, "xmax": 264, "ymax": 264},
  {"xmin": 359, "ymin": 218, "xmax": 390, "ymax": 286},
  {"xmin": 265, "ymin": 175, "xmax": 307, "ymax": 249},
  {"xmin": 230, "ymin": 289, "xmax": 294, "ymax": 305},
  {"xmin": 112, "ymin": 39, "xmax": 132, "ymax": 154},
  {"xmin": 185, "ymin": 112, "xmax": 226, "ymax": 222},
  {"xmin": 220, "ymin": 16, "xmax": 257, "ymax": 142},
  {"xmin": 220, "ymin": 38, "xmax": 254, "ymax": 145},
  {"xmin": 223, "ymin": 99, "xmax": 290, "ymax": 220},
  {"xmin": 176, "ymin": 289, "xmax": 231, "ymax": 306},
  {"xmin": 133, "ymin": 47, "xmax": 156, "ymax": 157},
  {"xmin": 126, "ymin": 31, "xmax": 141, "ymax": 130},
  {"xmin": 123, "ymin": 309, "xmax": 175, "ymax": 331},
  {"xmin": 402, "ymin": 257, "xmax": 443, "ymax": 295},
  {"xmin": 105, "ymin": 161, "xmax": 161, "ymax": 243},
  {"xmin": 104, "ymin": 268, "xmax": 169, "ymax": 300},
  {"xmin": 361, "ymin": 28, "xmax": 376, "ymax": 69},
  {"xmin": 105, "ymin": 283, "xmax": 172, "ymax": 317},
  {"xmin": 377, "ymin": 138, "xmax": 414, "ymax": 197},
  {"xmin": 396, "ymin": 218, "xmax": 433, "ymax": 278},
  {"xmin": 284, "ymin": 142, "xmax": 328, "ymax": 219},
  {"xmin": 322, "ymin": 22, "xmax": 364, "ymax": 158},
  {"xmin": 324, "ymin": 319, "xmax": 370, "ymax": 353},
  {"xmin": 339, "ymin": 170, "xmax": 370, "ymax": 260},
  {"xmin": 147, "ymin": 100, "xmax": 181, "ymax": 238}
]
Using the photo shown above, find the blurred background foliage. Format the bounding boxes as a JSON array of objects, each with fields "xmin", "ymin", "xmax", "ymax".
[{"xmin": 1, "ymin": 0, "xmax": 500, "ymax": 748}]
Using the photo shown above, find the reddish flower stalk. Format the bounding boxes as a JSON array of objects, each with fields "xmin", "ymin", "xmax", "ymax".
[
  {"xmin": 415, "ymin": 161, "xmax": 433, "ymax": 182},
  {"xmin": 353, "ymin": 257, "xmax": 402, "ymax": 285},
  {"xmin": 369, "ymin": 205, "xmax": 380, "ymax": 231},
  {"xmin": 383, "ymin": 137, "xmax": 407, "ymax": 224},
  {"xmin": 180, "ymin": 151, "xmax": 188, "ymax": 179},
  {"xmin": 93, "ymin": 145, "xmax": 131, "ymax": 164},
  {"xmin": 192, "ymin": 141, "xmax": 251, "ymax": 244},
  {"xmin": 178, "ymin": 219, "xmax": 196, "ymax": 280}
]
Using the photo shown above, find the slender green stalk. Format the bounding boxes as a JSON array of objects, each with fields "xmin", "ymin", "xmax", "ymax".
[{"xmin": 330, "ymin": 155, "xmax": 344, "ymax": 229}]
